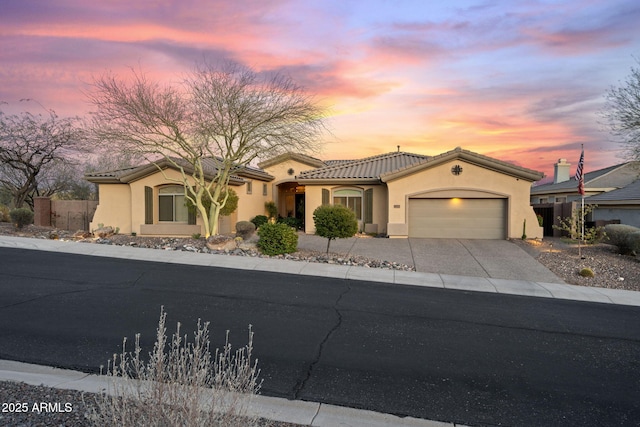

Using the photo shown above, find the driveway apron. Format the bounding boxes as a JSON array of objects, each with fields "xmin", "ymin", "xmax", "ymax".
[
  {"xmin": 409, "ymin": 238, "xmax": 563, "ymax": 282},
  {"xmin": 296, "ymin": 234, "xmax": 564, "ymax": 283}
]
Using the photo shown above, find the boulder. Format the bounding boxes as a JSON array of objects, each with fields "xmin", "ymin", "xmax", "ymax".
[
  {"xmin": 235, "ymin": 221, "xmax": 256, "ymax": 240},
  {"xmin": 94, "ymin": 226, "xmax": 114, "ymax": 238}
]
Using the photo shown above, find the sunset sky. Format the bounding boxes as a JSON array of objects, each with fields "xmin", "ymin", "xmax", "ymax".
[{"xmin": 2, "ymin": 0, "xmax": 639, "ymax": 179}]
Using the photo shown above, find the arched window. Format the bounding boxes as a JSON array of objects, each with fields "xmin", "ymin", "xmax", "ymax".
[
  {"xmin": 333, "ymin": 188, "xmax": 362, "ymax": 220},
  {"xmin": 158, "ymin": 185, "xmax": 188, "ymax": 222}
]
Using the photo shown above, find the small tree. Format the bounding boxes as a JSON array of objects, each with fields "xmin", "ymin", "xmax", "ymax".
[
  {"xmin": 0, "ymin": 104, "xmax": 86, "ymax": 208},
  {"xmin": 602, "ymin": 57, "xmax": 640, "ymax": 161},
  {"xmin": 88, "ymin": 61, "xmax": 326, "ymax": 238},
  {"xmin": 313, "ymin": 204, "xmax": 358, "ymax": 253},
  {"xmin": 553, "ymin": 204, "xmax": 603, "ymax": 243}
]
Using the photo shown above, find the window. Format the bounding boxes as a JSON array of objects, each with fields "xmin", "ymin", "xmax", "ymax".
[
  {"xmin": 263, "ymin": 183, "xmax": 268, "ymax": 196},
  {"xmin": 555, "ymin": 197, "xmax": 566, "ymax": 203},
  {"xmin": 246, "ymin": 181, "xmax": 253, "ymax": 194},
  {"xmin": 333, "ymin": 188, "xmax": 362, "ymax": 220},
  {"xmin": 158, "ymin": 185, "xmax": 188, "ymax": 222}
]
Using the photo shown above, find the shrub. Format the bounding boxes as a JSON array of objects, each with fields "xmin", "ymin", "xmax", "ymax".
[
  {"xmin": 553, "ymin": 204, "xmax": 602, "ymax": 244},
  {"xmin": 88, "ymin": 307, "xmax": 261, "ymax": 426},
  {"xmin": 313, "ymin": 204, "xmax": 358, "ymax": 253},
  {"xmin": 604, "ymin": 224, "xmax": 640, "ymax": 255},
  {"xmin": 235, "ymin": 220, "xmax": 256, "ymax": 240},
  {"xmin": 9, "ymin": 208, "xmax": 34, "ymax": 229},
  {"xmin": 0, "ymin": 205, "xmax": 10, "ymax": 222},
  {"xmin": 257, "ymin": 222, "xmax": 298, "ymax": 255},
  {"xmin": 277, "ymin": 216, "xmax": 301, "ymax": 229},
  {"xmin": 250, "ymin": 215, "xmax": 268, "ymax": 229},
  {"xmin": 265, "ymin": 201, "xmax": 278, "ymax": 219},
  {"xmin": 579, "ymin": 267, "xmax": 595, "ymax": 278}
]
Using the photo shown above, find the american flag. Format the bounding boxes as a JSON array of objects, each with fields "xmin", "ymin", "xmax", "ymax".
[{"xmin": 576, "ymin": 148, "xmax": 584, "ymax": 196}]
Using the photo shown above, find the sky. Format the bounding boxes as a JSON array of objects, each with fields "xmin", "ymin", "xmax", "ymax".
[{"xmin": 1, "ymin": 0, "xmax": 639, "ymax": 179}]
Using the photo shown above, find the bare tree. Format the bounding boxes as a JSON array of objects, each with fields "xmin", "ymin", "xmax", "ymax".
[
  {"xmin": 602, "ymin": 58, "xmax": 640, "ymax": 161},
  {"xmin": 88, "ymin": 62, "xmax": 326, "ymax": 237},
  {"xmin": 0, "ymin": 106, "xmax": 86, "ymax": 208}
]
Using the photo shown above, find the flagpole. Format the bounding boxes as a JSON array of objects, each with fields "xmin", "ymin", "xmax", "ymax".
[{"xmin": 576, "ymin": 144, "xmax": 585, "ymax": 259}]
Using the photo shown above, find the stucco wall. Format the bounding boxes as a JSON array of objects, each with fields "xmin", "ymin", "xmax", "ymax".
[
  {"xmin": 92, "ymin": 168, "xmax": 268, "ymax": 236},
  {"xmin": 303, "ymin": 184, "xmax": 387, "ymax": 235},
  {"xmin": 593, "ymin": 206, "xmax": 640, "ymax": 228},
  {"xmin": 90, "ymin": 184, "xmax": 132, "ymax": 233},
  {"xmin": 385, "ymin": 159, "xmax": 542, "ymax": 239},
  {"xmin": 263, "ymin": 159, "xmax": 318, "ymax": 183}
]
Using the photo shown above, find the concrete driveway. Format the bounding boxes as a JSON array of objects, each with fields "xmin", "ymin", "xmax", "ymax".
[{"xmin": 297, "ymin": 234, "xmax": 564, "ymax": 283}]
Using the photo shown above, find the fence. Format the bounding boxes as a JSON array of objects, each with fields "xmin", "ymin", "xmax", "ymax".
[{"xmin": 34, "ymin": 197, "xmax": 98, "ymax": 231}]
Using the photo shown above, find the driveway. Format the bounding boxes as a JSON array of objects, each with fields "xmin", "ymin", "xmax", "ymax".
[{"xmin": 297, "ymin": 235, "xmax": 564, "ymax": 283}]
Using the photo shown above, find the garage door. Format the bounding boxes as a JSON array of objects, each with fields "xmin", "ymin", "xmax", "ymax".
[{"xmin": 408, "ymin": 198, "xmax": 506, "ymax": 239}]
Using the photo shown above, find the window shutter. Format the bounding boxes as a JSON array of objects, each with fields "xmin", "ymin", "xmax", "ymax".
[
  {"xmin": 322, "ymin": 189, "xmax": 330, "ymax": 205},
  {"xmin": 364, "ymin": 188, "xmax": 373, "ymax": 224},
  {"xmin": 188, "ymin": 187, "xmax": 197, "ymax": 225},
  {"xmin": 144, "ymin": 186, "xmax": 153, "ymax": 224}
]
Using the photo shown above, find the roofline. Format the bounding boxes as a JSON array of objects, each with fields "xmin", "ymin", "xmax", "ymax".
[
  {"xmin": 586, "ymin": 200, "xmax": 640, "ymax": 205},
  {"xmin": 381, "ymin": 147, "xmax": 544, "ymax": 182},
  {"xmin": 258, "ymin": 152, "xmax": 326, "ymax": 169},
  {"xmin": 296, "ymin": 178, "xmax": 382, "ymax": 185},
  {"xmin": 531, "ymin": 187, "xmax": 618, "ymax": 196}
]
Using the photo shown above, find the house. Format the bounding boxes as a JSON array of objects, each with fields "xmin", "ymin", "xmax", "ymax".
[
  {"xmin": 86, "ymin": 147, "xmax": 545, "ymax": 239},
  {"xmin": 530, "ymin": 159, "xmax": 640, "ymax": 235},
  {"xmin": 86, "ymin": 157, "xmax": 274, "ymax": 236},
  {"xmin": 584, "ymin": 178, "xmax": 640, "ymax": 228}
]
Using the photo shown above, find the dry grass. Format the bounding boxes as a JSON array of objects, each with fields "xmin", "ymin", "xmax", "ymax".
[{"xmin": 87, "ymin": 307, "xmax": 262, "ymax": 427}]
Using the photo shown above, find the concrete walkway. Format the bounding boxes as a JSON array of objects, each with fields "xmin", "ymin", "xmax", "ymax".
[{"xmin": 1, "ymin": 234, "xmax": 640, "ymax": 426}]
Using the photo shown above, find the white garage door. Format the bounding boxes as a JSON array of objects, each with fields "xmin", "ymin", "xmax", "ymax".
[{"xmin": 408, "ymin": 198, "xmax": 506, "ymax": 239}]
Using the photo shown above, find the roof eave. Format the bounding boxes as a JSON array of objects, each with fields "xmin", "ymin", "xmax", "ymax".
[{"xmin": 381, "ymin": 149, "xmax": 543, "ymax": 182}]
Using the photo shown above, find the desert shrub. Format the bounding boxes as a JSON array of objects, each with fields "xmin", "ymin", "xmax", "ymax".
[
  {"xmin": 265, "ymin": 201, "xmax": 278, "ymax": 219},
  {"xmin": 235, "ymin": 220, "xmax": 256, "ymax": 240},
  {"xmin": 630, "ymin": 231, "xmax": 640, "ymax": 255},
  {"xmin": 9, "ymin": 208, "xmax": 34, "ymax": 229},
  {"xmin": 88, "ymin": 307, "xmax": 261, "ymax": 427},
  {"xmin": 0, "ymin": 205, "xmax": 10, "ymax": 222},
  {"xmin": 277, "ymin": 216, "xmax": 301, "ymax": 229},
  {"xmin": 313, "ymin": 204, "xmax": 358, "ymax": 253},
  {"xmin": 579, "ymin": 267, "xmax": 595, "ymax": 278},
  {"xmin": 604, "ymin": 224, "xmax": 640, "ymax": 255},
  {"xmin": 250, "ymin": 215, "xmax": 268, "ymax": 229},
  {"xmin": 553, "ymin": 204, "xmax": 602, "ymax": 244},
  {"xmin": 257, "ymin": 222, "xmax": 298, "ymax": 255},
  {"xmin": 186, "ymin": 188, "xmax": 239, "ymax": 217}
]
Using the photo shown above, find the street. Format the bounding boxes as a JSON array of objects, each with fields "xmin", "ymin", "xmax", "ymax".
[{"xmin": 1, "ymin": 247, "xmax": 639, "ymax": 425}]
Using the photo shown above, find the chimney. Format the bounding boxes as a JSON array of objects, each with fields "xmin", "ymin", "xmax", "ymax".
[{"xmin": 554, "ymin": 158, "xmax": 571, "ymax": 184}]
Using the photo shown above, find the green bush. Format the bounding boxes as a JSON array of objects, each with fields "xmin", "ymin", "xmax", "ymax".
[
  {"xmin": 313, "ymin": 204, "xmax": 358, "ymax": 253},
  {"xmin": 628, "ymin": 231, "xmax": 640, "ymax": 255},
  {"xmin": 9, "ymin": 208, "xmax": 34, "ymax": 229},
  {"xmin": 250, "ymin": 215, "xmax": 269, "ymax": 229},
  {"xmin": 0, "ymin": 205, "xmax": 10, "ymax": 222},
  {"xmin": 278, "ymin": 216, "xmax": 301, "ymax": 229},
  {"xmin": 257, "ymin": 222, "xmax": 298, "ymax": 255},
  {"xmin": 265, "ymin": 201, "xmax": 278, "ymax": 219},
  {"xmin": 604, "ymin": 224, "xmax": 640, "ymax": 255}
]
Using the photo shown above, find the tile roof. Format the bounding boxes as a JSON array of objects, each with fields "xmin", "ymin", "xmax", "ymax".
[
  {"xmin": 586, "ymin": 179, "xmax": 640, "ymax": 203},
  {"xmin": 531, "ymin": 162, "xmax": 638, "ymax": 194},
  {"xmin": 297, "ymin": 152, "xmax": 430, "ymax": 180},
  {"xmin": 85, "ymin": 157, "xmax": 273, "ymax": 184}
]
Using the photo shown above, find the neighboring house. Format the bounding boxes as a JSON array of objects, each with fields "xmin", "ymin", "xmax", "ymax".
[
  {"xmin": 531, "ymin": 159, "xmax": 640, "ymax": 235},
  {"xmin": 86, "ymin": 147, "xmax": 544, "ymax": 239},
  {"xmin": 585, "ymin": 178, "xmax": 640, "ymax": 228}
]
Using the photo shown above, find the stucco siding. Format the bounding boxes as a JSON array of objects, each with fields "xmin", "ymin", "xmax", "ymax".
[
  {"xmin": 386, "ymin": 160, "xmax": 542, "ymax": 239},
  {"xmin": 90, "ymin": 184, "xmax": 132, "ymax": 233}
]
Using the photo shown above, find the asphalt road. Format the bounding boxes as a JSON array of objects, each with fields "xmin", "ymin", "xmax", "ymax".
[{"xmin": 1, "ymin": 247, "xmax": 639, "ymax": 426}]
